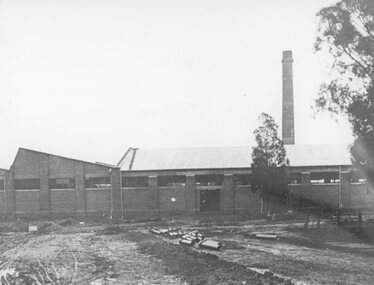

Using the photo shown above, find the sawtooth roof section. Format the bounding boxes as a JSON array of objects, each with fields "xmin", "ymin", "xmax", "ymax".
[{"xmin": 118, "ymin": 144, "xmax": 352, "ymax": 171}]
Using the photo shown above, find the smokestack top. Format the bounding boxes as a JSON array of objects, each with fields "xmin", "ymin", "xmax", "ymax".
[{"xmin": 282, "ymin": 50, "xmax": 293, "ymax": 62}]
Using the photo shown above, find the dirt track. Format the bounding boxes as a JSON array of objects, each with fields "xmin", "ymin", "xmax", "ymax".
[
  {"xmin": 0, "ymin": 230, "xmax": 184, "ymax": 284},
  {"xmin": 0, "ymin": 218, "xmax": 373, "ymax": 284}
]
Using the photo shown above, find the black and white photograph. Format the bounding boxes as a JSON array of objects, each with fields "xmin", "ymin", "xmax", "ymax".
[{"xmin": 1, "ymin": 0, "xmax": 374, "ymax": 284}]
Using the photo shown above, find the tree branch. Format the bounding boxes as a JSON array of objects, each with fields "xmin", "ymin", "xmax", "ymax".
[
  {"xmin": 356, "ymin": 13, "xmax": 374, "ymax": 40},
  {"xmin": 341, "ymin": 46, "xmax": 374, "ymax": 81}
]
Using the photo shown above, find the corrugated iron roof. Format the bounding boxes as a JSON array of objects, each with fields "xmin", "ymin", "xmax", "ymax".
[
  {"xmin": 285, "ymin": 144, "xmax": 351, "ymax": 167},
  {"xmin": 118, "ymin": 144, "xmax": 352, "ymax": 171}
]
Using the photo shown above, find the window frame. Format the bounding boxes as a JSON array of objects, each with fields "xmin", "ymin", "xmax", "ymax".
[
  {"xmin": 14, "ymin": 178, "xmax": 40, "ymax": 190},
  {"xmin": 49, "ymin": 178, "xmax": 76, "ymax": 190},
  {"xmin": 85, "ymin": 176, "xmax": 111, "ymax": 189},
  {"xmin": 310, "ymin": 172, "xmax": 339, "ymax": 184},
  {"xmin": 122, "ymin": 176, "xmax": 149, "ymax": 188},
  {"xmin": 158, "ymin": 175, "xmax": 186, "ymax": 187},
  {"xmin": 289, "ymin": 173, "xmax": 301, "ymax": 185},
  {"xmin": 195, "ymin": 174, "xmax": 224, "ymax": 186},
  {"xmin": 233, "ymin": 174, "xmax": 251, "ymax": 186}
]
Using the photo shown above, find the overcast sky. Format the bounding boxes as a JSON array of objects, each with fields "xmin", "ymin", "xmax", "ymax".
[{"xmin": 0, "ymin": 0, "xmax": 352, "ymax": 168}]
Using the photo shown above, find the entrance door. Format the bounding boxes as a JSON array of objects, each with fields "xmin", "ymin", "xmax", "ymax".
[{"xmin": 200, "ymin": 189, "xmax": 220, "ymax": 212}]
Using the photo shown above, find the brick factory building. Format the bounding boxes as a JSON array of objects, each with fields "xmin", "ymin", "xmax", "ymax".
[
  {"xmin": 0, "ymin": 148, "xmax": 121, "ymax": 218},
  {"xmin": 0, "ymin": 144, "xmax": 372, "ymax": 218},
  {"xmin": 118, "ymin": 144, "xmax": 371, "ymax": 216}
]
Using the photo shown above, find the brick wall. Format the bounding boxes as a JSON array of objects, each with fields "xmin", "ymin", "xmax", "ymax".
[
  {"xmin": 159, "ymin": 187, "xmax": 185, "ymax": 213},
  {"xmin": 15, "ymin": 191, "xmax": 40, "ymax": 215},
  {"xmin": 121, "ymin": 186, "xmax": 188, "ymax": 215},
  {"xmin": 85, "ymin": 163, "xmax": 112, "ymax": 175},
  {"xmin": 289, "ymin": 180, "xmax": 374, "ymax": 210},
  {"xmin": 222, "ymin": 174, "xmax": 234, "ymax": 214},
  {"xmin": 122, "ymin": 188, "xmax": 149, "ymax": 213},
  {"xmin": 8, "ymin": 149, "xmax": 120, "ymax": 218},
  {"xmin": 120, "ymin": 173, "xmax": 261, "ymax": 215},
  {"xmin": 0, "ymin": 192, "xmax": 4, "ymax": 214},
  {"xmin": 86, "ymin": 189, "xmax": 111, "ymax": 214},
  {"xmin": 13, "ymin": 149, "xmax": 39, "ymax": 178},
  {"xmin": 50, "ymin": 190, "xmax": 76, "ymax": 214},
  {"xmin": 310, "ymin": 184, "xmax": 339, "ymax": 208},
  {"xmin": 49, "ymin": 155, "xmax": 75, "ymax": 177},
  {"xmin": 185, "ymin": 175, "xmax": 196, "ymax": 213},
  {"xmin": 289, "ymin": 184, "xmax": 301, "ymax": 209},
  {"xmin": 0, "ymin": 171, "xmax": 5, "ymax": 214}
]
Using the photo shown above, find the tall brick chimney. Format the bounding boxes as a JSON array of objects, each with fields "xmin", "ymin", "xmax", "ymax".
[{"xmin": 282, "ymin": 50, "xmax": 295, "ymax": 144}]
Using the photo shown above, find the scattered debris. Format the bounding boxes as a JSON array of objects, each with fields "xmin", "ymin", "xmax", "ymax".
[
  {"xmin": 150, "ymin": 228, "xmax": 162, "ymax": 235},
  {"xmin": 168, "ymin": 231, "xmax": 180, "ymax": 238},
  {"xmin": 187, "ymin": 230, "xmax": 204, "ymax": 242},
  {"xmin": 366, "ymin": 217, "xmax": 374, "ymax": 223},
  {"xmin": 199, "ymin": 240, "xmax": 222, "ymax": 250},
  {"xmin": 179, "ymin": 238, "xmax": 194, "ymax": 246},
  {"xmin": 256, "ymin": 233, "xmax": 279, "ymax": 240},
  {"xmin": 159, "ymin": 228, "xmax": 169, "ymax": 234},
  {"xmin": 150, "ymin": 227, "xmax": 183, "ymax": 237},
  {"xmin": 149, "ymin": 227, "xmax": 223, "ymax": 250},
  {"xmin": 28, "ymin": 225, "xmax": 38, "ymax": 232},
  {"xmin": 250, "ymin": 233, "xmax": 280, "ymax": 240}
]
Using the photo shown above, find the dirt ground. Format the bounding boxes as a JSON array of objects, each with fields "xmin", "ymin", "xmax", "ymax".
[{"xmin": 0, "ymin": 216, "xmax": 373, "ymax": 284}]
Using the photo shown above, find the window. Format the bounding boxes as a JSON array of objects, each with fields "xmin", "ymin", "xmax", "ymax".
[
  {"xmin": 195, "ymin": 175, "xmax": 223, "ymax": 186},
  {"xmin": 158, "ymin": 175, "xmax": 186, "ymax": 187},
  {"xmin": 0, "ymin": 179, "xmax": 4, "ymax": 190},
  {"xmin": 14, "ymin": 179, "xmax": 40, "ymax": 190},
  {"xmin": 289, "ymin": 173, "xmax": 301, "ymax": 184},
  {"xmin": 349, "ymin": 170, "xmax": 366, "ymax": 183},
  {"xmin": 122, "ymin": 176, "xmax": 149, "ymax": 187},
  {"xmin": 85, "ymin": 177, "xmax": 111, "ymax": 188},
  {"xmin": 49, "ymin": 178, "xmax": 75, "ymax": 189},
  {"xmin": 233, "ymin": 174, "xmax": 251, "ymax": 186},
  {"xmin": 310, "ymin": 172, "xmax": 339, "ymax": 184},
  {"xmin": 311, "ymin": 178, "xmax": 324, "ymax": 184}
]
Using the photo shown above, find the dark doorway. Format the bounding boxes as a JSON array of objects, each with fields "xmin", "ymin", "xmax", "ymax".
[{"xmin": 200, "ymin": 189, "xmax": 220, "ymax": 212}]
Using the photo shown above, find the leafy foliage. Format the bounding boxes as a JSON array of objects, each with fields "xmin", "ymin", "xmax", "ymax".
[
  {"xmin": 315, "ymin": 0, "xmax": 374, "ymax": 187},
  {"xmin": 251, "ymin": 113, "xmax": 289, "ymax": 197}
]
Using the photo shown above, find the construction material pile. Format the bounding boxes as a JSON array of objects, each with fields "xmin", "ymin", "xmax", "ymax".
[
  {"xmin": 250, "ymin": 232, "xmax": 280, "ymax": 240},
  {"xmin": 149, "ymin": 227, "xmax": 222, "ymax": 250}
]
